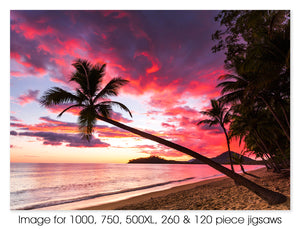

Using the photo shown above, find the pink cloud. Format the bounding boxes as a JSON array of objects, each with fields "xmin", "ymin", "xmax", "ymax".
[
  {"xmin": 17, "ymin": 90, "xmax": 39, "ymax": 105},
  {"xmin": 22, "ymin": 24, "xmax": 55, "ymax": 40}
]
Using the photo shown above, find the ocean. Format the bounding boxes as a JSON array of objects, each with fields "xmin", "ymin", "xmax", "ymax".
[{"xmin": 10, "ymin": 163, "xmax": 263, "ymax": 210}]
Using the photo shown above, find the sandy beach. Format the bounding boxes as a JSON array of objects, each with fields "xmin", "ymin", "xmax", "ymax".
[{"xmin": 79, "ymin": 168, "xmax": 290, "ymax": 210}]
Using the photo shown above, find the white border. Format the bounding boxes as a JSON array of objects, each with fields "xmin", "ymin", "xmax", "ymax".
[{"xmin": 2, "ymin": 1, "xmax": 299, "ymax": 228}]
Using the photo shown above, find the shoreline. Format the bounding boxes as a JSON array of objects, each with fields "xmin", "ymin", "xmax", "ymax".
[{"xmin": 79, "ymin": 167, "xmax": 290, "ymax": 210}]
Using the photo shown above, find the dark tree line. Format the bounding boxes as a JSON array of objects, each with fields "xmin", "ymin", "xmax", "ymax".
[{"xmin": 203, "ymin": 10, "xmax": 290, "ymax": 172}]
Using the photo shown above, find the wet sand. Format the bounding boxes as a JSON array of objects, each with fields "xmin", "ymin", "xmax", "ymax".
[{"xmin": 79, "ymin": 168, "xmax": 290, "ymax": 210}]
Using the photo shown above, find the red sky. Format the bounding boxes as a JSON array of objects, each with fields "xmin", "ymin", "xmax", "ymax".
[{"xmin": 10, "ymin": 10, "xmax": 243, "ymax": 163}]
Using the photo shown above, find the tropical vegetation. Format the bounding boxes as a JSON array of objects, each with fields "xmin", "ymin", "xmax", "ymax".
[{"xmin": 208, "ymin": 10, "xmax": 290, "ymax": 172}]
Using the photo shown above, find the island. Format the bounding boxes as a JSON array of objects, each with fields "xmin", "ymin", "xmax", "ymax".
[{"xmin": 128, "ymin": 151, "xmax": 264, "ymax": 165}]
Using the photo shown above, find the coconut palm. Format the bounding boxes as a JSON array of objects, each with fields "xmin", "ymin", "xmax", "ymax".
[
  {"xmin": 198, "ymin": 99, "xmax": 235, "ymax": 172},
  {"xmin": 229, "ymin": 105, "xmax": 285, "ymax": 172},
  {"xmin": 40, "ymin": 58, "xmax": 287, "ymax": 205},
  {"xmin": 217, "ymin": 72, "xmax": 290, "ymax": 142}
]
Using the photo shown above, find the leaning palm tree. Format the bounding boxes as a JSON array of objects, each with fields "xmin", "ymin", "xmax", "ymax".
[
  {"xmin": 40, "ymin": 58, "xmax": 287, "ymax": 205},
  {"xmin": 198, "ymin": 99, "xmax": 235, "ymax": 172}
]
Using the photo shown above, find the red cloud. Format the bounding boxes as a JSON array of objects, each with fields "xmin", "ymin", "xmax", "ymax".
[
  {"xmin": 134, "ymin": 51, "xmax": 160, "ymax": 74},
  {"xmin": 12, "ymin": 16, "xmax": 56, "ymax": 40},
  {"xmin": 148, "ymin": 90, "xmax": 186, "ymax": 109},
  {"xmin": 23, "ymin": 25, "xmax": 55, "ymax": 39},
  {"xmin": 56, "ymin": 38, "xmax": 89, "ymax": 56}
]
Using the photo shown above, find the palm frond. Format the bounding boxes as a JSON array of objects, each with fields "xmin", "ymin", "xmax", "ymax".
[
  {"xmin": 102, "ymin": 101, "xmax": 132, "ymax": 118},
  {"xmin": 198, "ymin": 99, "xmax": 230, "ymax": 127},
  {"xmin": 72, "ymin": 59, "xmax": 92, "ymax": 77},
  {"xmin": 58, "ymin": 104, "xmax": 83, "ymax": 117},
  {"xmin": 70, "ymin": 59, "xmax": 93, "ymax": 96},
  {"xmin": 223, "ymin": 110, "xmax": 232, "ymax": 124},
  {"xmin": 93, "ymin": 77, "xmax": 129, "ymax": 103},
  {"xmin": 70, "ymin": 61, "xmax": 106, "ymax": 98},
  {"xmin": 75, "ymin": 88, "xmax": 89, "ymax": 102},
  {"xmin": 40, "ymin": 87, "xmax": 79, "ymax": 106},
  {"xmin": 218, "ymin": 90, "xmax": 244, "ymax": 104},
  {"xmin": 96, "ymin": 103, "xmax": 113, "ymax": 118},
  {"xmin": 197, "ymin": 118, "xmax": 218, "ymax": 126},
  {"xmin": 70, "ymin": 71, "xmax": 88, "ymax": 94},
  {"xmin": 88, "ymin": 63, "xmax": 106, "ymax": 96},
  {"xmin": 78, "ymin": 106, "xmax": 97, "ymax": 142},
  {"xmin": 218, "ymin": 74, "xmax": 243, "ymax": 81},
  {"xmin": 199, "ymin": 110, "xmax": 212, "ymax": 116}
]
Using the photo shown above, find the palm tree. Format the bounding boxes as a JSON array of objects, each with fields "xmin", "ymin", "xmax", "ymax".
[
  {"xmin": 229, "ymin": 105, "xmax": 284, "ymax": 172},
  {"xmin": 40, "ymin": 58, "xmax": 287, "ymax": 205},
  {"xmin": 198, "ymin": 99, "xmax": 235, "ymax": 172},
  {"xmin": 217, "ymin": 72, "xmax": 290, "ymax": 142},
  {"xmin": 232, "ymin": 149, "xmax": 259, "ymax": 178}
]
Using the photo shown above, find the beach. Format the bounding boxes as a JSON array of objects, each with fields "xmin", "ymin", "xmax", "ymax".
[{"xmin": 80, "ymin": 168, "xmax": 290, "ymax": 210}]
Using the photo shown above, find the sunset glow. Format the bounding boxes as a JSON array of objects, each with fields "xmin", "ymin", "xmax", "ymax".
[{"xmin": 10, "ymin": 10, "xmax": 243, "ymax": 163}]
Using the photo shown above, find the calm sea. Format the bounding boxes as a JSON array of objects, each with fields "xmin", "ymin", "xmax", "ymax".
[{"xmin": 10, "ymin": 163, "xmax": 262, "ymax": 210}]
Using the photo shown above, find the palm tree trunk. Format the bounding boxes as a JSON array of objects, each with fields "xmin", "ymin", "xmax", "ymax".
[
  {"xmin": 96, "ymin": 114, "xmax": 287, "ymax": 205},
  {"xmin": 240, "ymin": 163, "xmax": 246, "ymax": 173},
  {"xmin": 254, "ymin": 129, "xmax": 281, "ymax": 172},
  {"xmin": 257, "ymin": 152, "xmax": 272, "ymax": 169},
  {"xmin": 240, "ymin": 163, "xmax": 260, "ymax": 178},
  {"xmin": 252, "ymin": 139, "xmax": 273, "ymax": 170},
  {"xmin": 259, "ymin": 95, "xmax": 290, "ymax": 141},
  {"xmin": 273, "ymin": 140, "xmax": 289, "ymax": 168},
  {"xmin": 221, "ymin": 125, "xmax": 235, "ymax": 172}
]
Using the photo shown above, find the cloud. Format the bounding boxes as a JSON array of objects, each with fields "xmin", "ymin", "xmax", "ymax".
[
  {"xmin": 161, "ymin": 122, "xmax": 176, "ymax": 129},
  {"xmin": 11, "ymin": 11, "xmax": 225, "ymax": 94},
  {"xmin": 16, "ymin": 131, "xmax": 110, "ymax": 148},
  {"xmin": 10, "ymin": 130, "xmax": 18, "ymax": 136},
  {"xmin": 17, "ymin": 89, "xmax": 39, "ymax": 105},
  {"xmin": 10, "ymin": 116, "xmax": 22, "ymax": 122},
  {"xmin": 134, "ymin": 51, "xmax": 161, "ymax": 74},
  {"xmin": 199, "ymin": 123, "xmax": 223, "ymax": 134}
]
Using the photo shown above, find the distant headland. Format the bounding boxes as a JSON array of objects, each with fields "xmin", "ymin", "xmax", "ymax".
[{"xmin": 128, "ymin": 151, "xmax": 264, "ymax": 165}]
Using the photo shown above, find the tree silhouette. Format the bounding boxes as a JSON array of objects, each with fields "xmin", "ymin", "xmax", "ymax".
[{"xmin": 198, "ymin": 99, "xmax": 235, "ymax": 172}]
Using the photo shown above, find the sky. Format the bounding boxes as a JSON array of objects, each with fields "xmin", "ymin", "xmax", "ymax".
[{"xmin": 10, "ymin": 10, "xmax": 244, "ymax": 163}]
